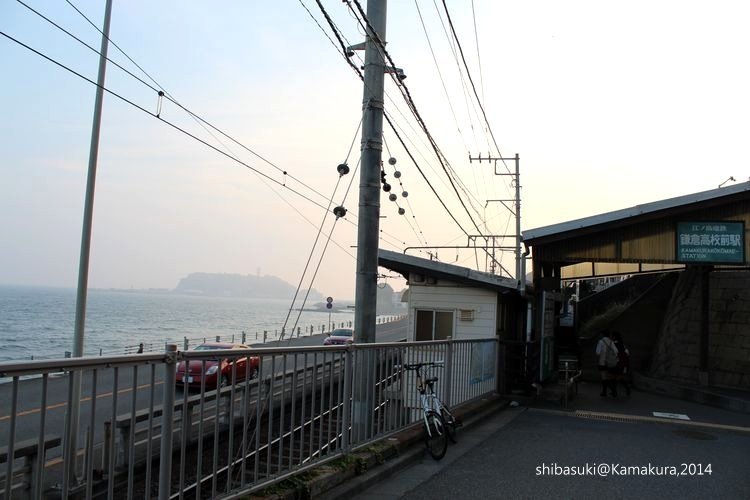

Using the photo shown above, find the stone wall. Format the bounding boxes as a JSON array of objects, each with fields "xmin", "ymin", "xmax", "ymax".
[{"xmin": 651, "ymin": 269, "xmax": 750, "ymax": 389}]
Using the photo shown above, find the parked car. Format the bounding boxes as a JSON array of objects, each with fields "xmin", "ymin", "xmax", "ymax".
[
  {"xmin": 175, "ymin": 342, "xmax": 259, "ymax": 389},
  {"xmin": 323, "ymin": 328, "xmax": 354, "ymax": 346}
]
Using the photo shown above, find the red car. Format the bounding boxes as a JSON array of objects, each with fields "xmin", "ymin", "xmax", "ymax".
[
  {"xmin": 175, "ymin": 342, "xmax": 259, "ymax": 389},
  {"xmin": 323, "ymin": 328, "xmax": 354, "ymax": 346}
]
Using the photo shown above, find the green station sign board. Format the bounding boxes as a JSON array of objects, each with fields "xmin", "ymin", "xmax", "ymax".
[{"xmin": 676, "ymin": 221, "xmax": 745, "ymax": 264}]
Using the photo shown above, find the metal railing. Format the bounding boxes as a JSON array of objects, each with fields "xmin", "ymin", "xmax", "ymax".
[
  {"xmin": 0, "ymin": 337, "xmax": 496, "ymax": 499},
  {"xmin": 28, "ymin": 315, "xmax": 410, "ymax": 362}
]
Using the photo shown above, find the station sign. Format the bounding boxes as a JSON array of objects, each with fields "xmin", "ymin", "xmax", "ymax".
[{"xmin": 676, "ymin": 221, "xmax": 745, "ymax": 264}]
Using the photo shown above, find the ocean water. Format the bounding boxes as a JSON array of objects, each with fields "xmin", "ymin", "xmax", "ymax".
[{"xmin": 0, "ymin": 285, "xmax": 357, "ymax": 362}]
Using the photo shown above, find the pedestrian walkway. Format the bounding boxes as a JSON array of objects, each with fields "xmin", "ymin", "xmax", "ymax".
[
  {"xmin": 350, "ymin": 382, "xmax": 750, "ymax": 500},
  {"xmin": 542, "ymin": 380, "xmax": 750, "ymax": 429}
]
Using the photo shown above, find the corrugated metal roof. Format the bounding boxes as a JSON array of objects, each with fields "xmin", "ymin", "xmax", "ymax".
[
  {"xmin": 378, "ymin": 249, "xmax": 518, "ymax": 293},
  {"xmin": 523, "ymin": 181, "xmax": 750, "ymax": 243}
]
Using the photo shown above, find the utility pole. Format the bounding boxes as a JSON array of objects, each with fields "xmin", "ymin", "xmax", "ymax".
[
  {"xmin": 352, "ymin": 0, "xmax": 387, "ymax": 442},
  {"xmin": 65, "ymin": 0, "xmax": 113, "ymax": 487},
  {"xmin": 470, "ymin": 154, "xmax": 522, "ymax": 290}
]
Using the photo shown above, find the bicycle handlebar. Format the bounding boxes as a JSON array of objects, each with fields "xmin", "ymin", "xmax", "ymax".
[{"xmin": 397, "ymin": 360, "xmax": 445, "ymax": 371}]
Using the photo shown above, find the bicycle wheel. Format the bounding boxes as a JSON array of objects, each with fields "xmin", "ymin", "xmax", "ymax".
[
  {"xmin": 424, "ymin": 411, "xmax": 448, "ymax": 460},
  {"xmin": 441, "ymin": 407, "xmax": 457, "ymax": 443}
]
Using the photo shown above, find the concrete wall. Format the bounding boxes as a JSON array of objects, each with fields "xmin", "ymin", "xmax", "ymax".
[
  {"xmin": 651, "ymin": 269, "xmax": 750, "ymax": 389},
  {"xmin": 407, "ymin": 276, "xmax": 497, "ymax": 341}
]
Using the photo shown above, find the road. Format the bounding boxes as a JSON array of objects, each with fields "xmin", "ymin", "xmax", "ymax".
[{"xmin": 0, "ymin": 319, "xmax": 408, "ymax": 450}]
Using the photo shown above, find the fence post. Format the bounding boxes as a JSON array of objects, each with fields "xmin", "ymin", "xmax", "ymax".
[
  {"xmin": 341, "ymin": 346, "xmax": 353, "ymax": 452},
  {"xmin": 445, "ymin": 339, "xmax": 454, "ymax": 408},
  {"xmin": 564, "ymin": 360, "xmax": 569, "ymax": 409},
  {"xmin": 102, "ymin": 420, "xmax": 111, "ymax": 473},
  {"xmin": 158, "ymin": 344, "xmax": 178, "ymax": 500}
]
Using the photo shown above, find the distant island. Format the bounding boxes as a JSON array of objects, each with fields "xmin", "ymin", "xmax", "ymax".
[{"xmin": 174, "ymin": 272, "xmax": 324, "ymax": 300}]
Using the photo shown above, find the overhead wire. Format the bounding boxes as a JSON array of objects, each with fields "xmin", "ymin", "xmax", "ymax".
[
  {"xmin": 62, "ymin": 0, "xmax": 336, "ymax": 207},
  {"xmin": 440, "ymin": 0, "xmax": 510, "ymax": 175},
  {"xmin": 413, "ymin": 0, "xmax": 467, "ymax": 154},
  {"xmin": 471, "ymin": 0, "xmax": 486, "ymax": 105},
  {"xmin": 303, "ymin": 0, "xmax": 511, "ymax": 275},
  {"xmin": 348, "ymin": 0, "xmax": 490, "ymax": 238},
  {"xmin": 307, "ymin": 0, "xmax": 445, "ymax": 253},
  {"xmin": 412, "ymin": 0, "xmax": 487, "ymax": 216},
  {"xmin": 0, "ymin": 30, "xmax": 338, "ymax": 214},
  {"xmin": 17, "ymin": 0, "xmax": 409, "ymax": 258}
]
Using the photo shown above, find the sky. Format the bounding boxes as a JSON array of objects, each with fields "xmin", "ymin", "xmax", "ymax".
[{"xmin": 1, "ymin": 0, "xmax": 749, "ymax": 300}]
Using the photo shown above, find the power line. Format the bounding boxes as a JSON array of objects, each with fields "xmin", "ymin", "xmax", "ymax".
[
  {"xmin": 0, "ymin": 30, "xmax": 336, "ymax": 214},
  {"xmin": 348, "ymin": 0, "xmax": 489, "ymax": 237},
  {"xmin": 413, "ymin": 0, "xmax": 467, "ymax": 153},
  {"xmin": 440, "ymin": 0, "xmax": 510, "ymax": 175},
  {"xmin": 471, "ymin": 0, "xmax": 486, "ymax": 105},
  {"xmin": 60, "ymin": 0, "xmax": 335, "ymax": 206}
]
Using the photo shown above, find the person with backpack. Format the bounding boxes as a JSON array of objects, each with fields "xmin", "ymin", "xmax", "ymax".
[
  {"xmin": 595, "ymin": 330, "xmax": 619, "ymax": 397},
  {"xmin": 612, "ymin": 331, "xmax": 632, "ymax": 396}
]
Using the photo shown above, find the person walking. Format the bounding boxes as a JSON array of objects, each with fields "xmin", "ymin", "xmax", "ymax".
[
  {"xmin": 595, "ymin": 330, "xmax": 619, "ymax": 397},
  {"xmin": 612, "ymin": 331, "xmax": 632, "ymax": 396}
]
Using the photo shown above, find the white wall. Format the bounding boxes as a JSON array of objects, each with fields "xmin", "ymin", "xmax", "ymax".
[{"xmin": 407, "ymin": 278, "xmax": 498, "ymax": 340}]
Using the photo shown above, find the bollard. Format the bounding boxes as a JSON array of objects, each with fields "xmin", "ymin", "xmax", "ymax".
[
  {"xmin": 241, "ymin": 331, "xmax": 246, "ymax": 344},
  {"xmin": 216, "ymin": 335, "xmax": 220, "ymax": 342},
  {"xmin": 263, "ymin": 331, "xmax": 267, "ymax": 343},
  {"xmin": 183, "ymin": 337, "xmax": 189, "ymax": 351}
]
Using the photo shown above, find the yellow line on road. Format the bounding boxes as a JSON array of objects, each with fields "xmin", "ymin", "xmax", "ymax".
[{"xmin": 0, "ymin": 380, "xmax": 165, "ymax": 421}]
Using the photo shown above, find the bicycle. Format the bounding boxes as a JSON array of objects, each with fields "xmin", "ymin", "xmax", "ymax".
[{"xmin": 400, "ymin": 360, "xmax": 461, "ymax": 460}]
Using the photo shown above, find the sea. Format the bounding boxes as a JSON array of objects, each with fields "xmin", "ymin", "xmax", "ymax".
[{"xmin": 0, "ymin": 285, "xmax": 358, "ymax": 363}]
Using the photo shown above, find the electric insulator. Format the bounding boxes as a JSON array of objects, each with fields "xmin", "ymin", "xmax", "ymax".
[
  {"xmin": 402, "ymin": 191, "xmax": 408, "ymax": 198},
  {"xmin": 337, "ymin": 163, "xmax": 350, "ymax": 176},
  {"xmin": 389, "ymin": 193, "xmax": 397, "ymax": 202},
  {"xmin": 332, "ymin": 206, "xmax": 347, "ymax": 218},
  {"xmin": 388, "ymin": 157, "xmax": 397, "ymax": 165},
  {"xmin": 398, "ymin": 207, "xmax": 406, "ymax": 215},
  {"xmin": 394, "ymin": 170, "xmax": 401, "ymax": 178},
  {"xmin": 383, "ymin": 183, "xmax": 391, "ymax": 192}
]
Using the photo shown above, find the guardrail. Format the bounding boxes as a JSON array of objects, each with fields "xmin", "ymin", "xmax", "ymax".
[{"xmin": 0, "ymin": 336, "xmax": 496, "ymax": 499}]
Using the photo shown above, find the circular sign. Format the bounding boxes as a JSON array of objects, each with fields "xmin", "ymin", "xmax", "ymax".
[
  {"xmin": 326, "ymin": 303, "xmax": 333, "ymax": 309},
  {"xmin": 326, "ymin": 296, "xmax": 333, "ymax": 303}
]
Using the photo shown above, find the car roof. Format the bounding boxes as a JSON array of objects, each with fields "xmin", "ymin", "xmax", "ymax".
[{"xmin": 196, "ymin": 342, "xmax": 249, "ymax": 349}]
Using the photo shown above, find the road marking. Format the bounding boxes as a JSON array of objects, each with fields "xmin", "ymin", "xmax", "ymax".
[
  {"xmin": 0, "ymin": 380, "xmax": 165, "ymax": 421},
  {"xmin": 653, "ymin": 411, "xmax": 690, "ymax": 420},
  {"xmin": 530, "ymin": 408, "xmax": 750, "ymax": 434}
]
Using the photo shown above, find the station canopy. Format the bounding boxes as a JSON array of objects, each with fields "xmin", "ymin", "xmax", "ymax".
[{"xmin": 522, "ymin": 182, "xmax": 750, "ymax": 281}]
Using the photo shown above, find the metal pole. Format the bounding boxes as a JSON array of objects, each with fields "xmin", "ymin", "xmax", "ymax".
[
  {"xmin": 353, "ymin": 0, "xmax": 387, "ymax": 443},
  {"xmin": 68, "ymin": 0, "xmax": 113, "ymax": 484},
  {"xmin": 514, "ymin": 154, "xmax": 522, "ymax": 290}
]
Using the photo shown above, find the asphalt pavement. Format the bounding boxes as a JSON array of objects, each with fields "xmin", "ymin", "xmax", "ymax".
[{"xmin": 354, "ymin": 383, "xmax": 750, "ymax": 500}]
